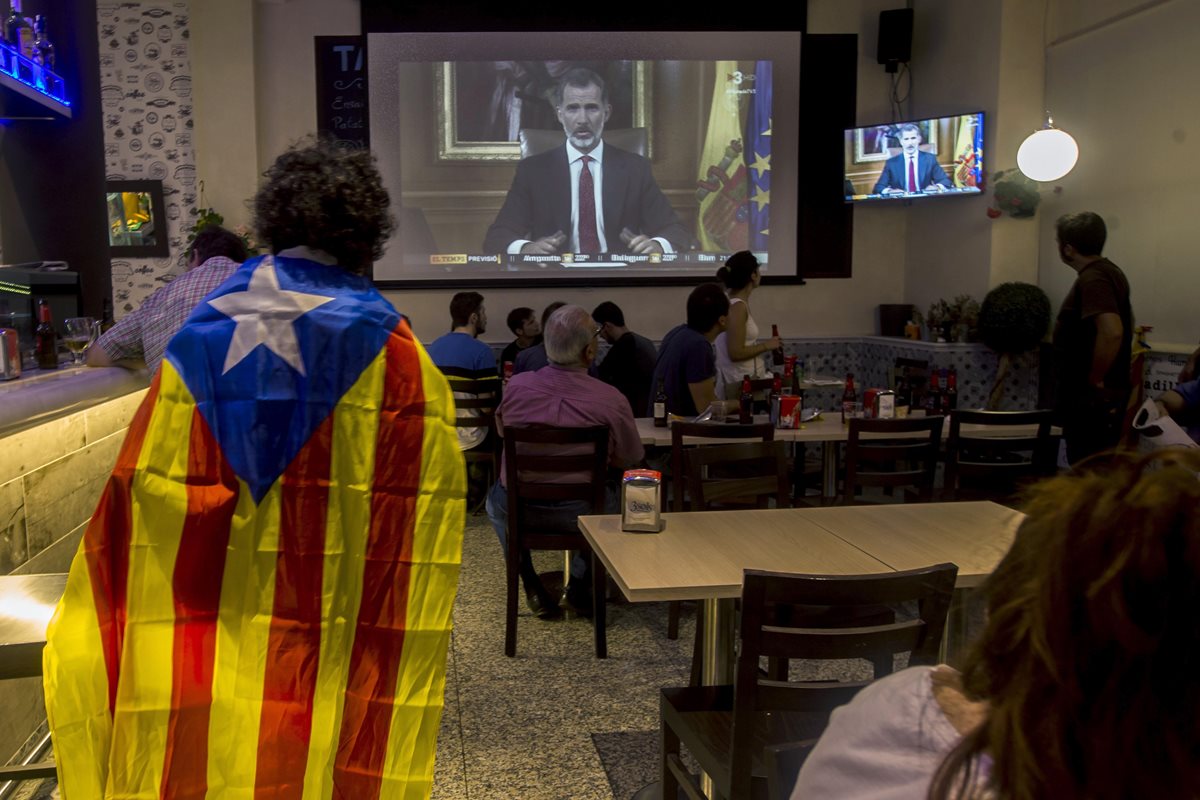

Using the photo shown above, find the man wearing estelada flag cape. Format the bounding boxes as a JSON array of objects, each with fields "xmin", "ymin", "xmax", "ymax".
[{"xmin": 42, "ymin": 140, "xmax": 465, "ymax": 800}]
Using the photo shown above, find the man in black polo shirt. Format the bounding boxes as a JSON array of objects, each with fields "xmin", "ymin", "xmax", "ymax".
[
  {"xmin": 1051, "ymin": 211, "xmax": 1133, "ymax": 464},
  {"xmin": 592, "ymin": 301, "xmax": 656, "ymax": 416}
]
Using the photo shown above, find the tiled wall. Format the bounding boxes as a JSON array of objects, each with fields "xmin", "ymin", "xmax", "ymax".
[
  {"xmin": 97, "ymin": 1, "xmax": 198, "ymax": 316},
  {"xmin": 0, "ymin": 389, "xmax": 146, "ymax": 764}
]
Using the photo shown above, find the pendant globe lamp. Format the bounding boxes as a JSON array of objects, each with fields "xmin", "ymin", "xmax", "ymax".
[{"xmin": 1016, "ymin": 114, "xmax": 1079, "ymax": 182}]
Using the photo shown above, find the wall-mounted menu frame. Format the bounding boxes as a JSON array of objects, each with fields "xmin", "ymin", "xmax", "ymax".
[{"xmin": 106, "ymin": 179, "xmax": 168, "ymax": 258}]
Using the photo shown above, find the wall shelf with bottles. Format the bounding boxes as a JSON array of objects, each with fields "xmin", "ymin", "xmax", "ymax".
[{"xmin": 0, "ymin": 39, "xmax": 69, "ymax": 118}]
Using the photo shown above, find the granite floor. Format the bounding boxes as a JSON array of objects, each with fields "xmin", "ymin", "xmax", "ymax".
[{"xmin": 431, "ymin": 515, "xmax": 696, "ymax": 800}]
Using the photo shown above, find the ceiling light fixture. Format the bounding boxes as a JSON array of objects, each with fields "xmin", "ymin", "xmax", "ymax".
[{"xmin": 1016, "ymin": 114, "xmax": 1079, "ymax": 182}]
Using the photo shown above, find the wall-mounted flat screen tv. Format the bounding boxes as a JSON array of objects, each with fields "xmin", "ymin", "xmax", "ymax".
[
  {"xmin": 367, "ymin": 31, "xmax": 803, "ymax": 286},
  {"xmin": 843, "ymin": 112, "xmax": 984, "ymax": 203}
]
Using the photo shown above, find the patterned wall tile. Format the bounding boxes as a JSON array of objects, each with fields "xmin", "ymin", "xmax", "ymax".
[{"xmin": 97, "ymin": 2, "xmax": 197, "ymax": 316}]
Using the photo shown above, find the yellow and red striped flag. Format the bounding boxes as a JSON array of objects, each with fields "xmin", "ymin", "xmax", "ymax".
[{"xmin": 43, "ymin": 254, "xmax": 464, "ymax": 799}]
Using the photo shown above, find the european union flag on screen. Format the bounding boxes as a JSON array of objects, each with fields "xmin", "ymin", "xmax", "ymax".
[{"xmin": 747, "ymin": 60, "xmax": 772, "ymax": 252}]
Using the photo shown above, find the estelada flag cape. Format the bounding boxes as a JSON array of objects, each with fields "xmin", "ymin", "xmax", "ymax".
[{"xmin": 42, "ymin": 255, "xmax": 465, "ymax": 799}]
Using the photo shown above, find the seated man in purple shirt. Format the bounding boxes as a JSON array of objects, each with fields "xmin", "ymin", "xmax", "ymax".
[
  {"xmin": 88, "ymin": 225, "xmax": 248, "ymax": 374},
  {"xmin": 485, "ymin": 305, "xmax": 644, "ymax": 619}
]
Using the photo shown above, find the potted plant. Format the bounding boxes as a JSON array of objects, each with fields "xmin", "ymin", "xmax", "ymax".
[
  {"xmin": 926, "ymin": 299, "xmax": 952, "ymax": 342},
  {"xmin": 978, "ymin": 282, "xmax": 1052, "ymax": 408},
  {"xmin": 950, "ymin": 294, "xmax": 980, "ymax": 342}
]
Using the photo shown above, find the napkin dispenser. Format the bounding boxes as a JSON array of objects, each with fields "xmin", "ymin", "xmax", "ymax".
[{"xmin": 621, "ymin": 469, "xmax": 663, "ymax": 532}]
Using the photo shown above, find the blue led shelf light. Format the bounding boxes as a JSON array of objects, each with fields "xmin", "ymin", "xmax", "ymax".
[{"xmin": 0, "ymin": 40, "xmax": 70, "ymax": 118}]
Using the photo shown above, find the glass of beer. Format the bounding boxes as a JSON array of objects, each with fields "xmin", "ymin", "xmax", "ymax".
[{"xmin": 63, "ymin": 317, "xmax": 98, "ymax": 366}]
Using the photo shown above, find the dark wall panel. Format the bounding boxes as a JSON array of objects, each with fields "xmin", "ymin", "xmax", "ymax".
[{"xmin": 0, "ymin": 0, "xmax": 109, "ymax": 317}]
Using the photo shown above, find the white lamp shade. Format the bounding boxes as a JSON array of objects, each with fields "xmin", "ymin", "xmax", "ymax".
[{"xmin": 1017, "ymin": 128, "xmax": 1079, "ymax": 182}]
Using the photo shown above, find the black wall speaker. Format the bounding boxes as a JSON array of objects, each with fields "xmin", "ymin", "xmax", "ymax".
[{"xmin": 877, "ymin": 8, "xmax": 913, "ymax": 71}]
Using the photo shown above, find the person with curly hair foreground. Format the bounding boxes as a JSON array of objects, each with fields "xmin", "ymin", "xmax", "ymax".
[
  {"xmin": 792, "ymin": 449, "xmax": 1200, "ymax": 800},
  {"xmin": 44, "ymin": 139, "xmax": 464, "ymax": 798}
]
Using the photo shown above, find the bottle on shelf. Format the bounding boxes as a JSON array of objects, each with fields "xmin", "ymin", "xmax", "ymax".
[
  {"xmin": 653, "ymin": 379, "xmax": 668, "ymax": 428},
  {"xmin": 35, "ymin": 298, "xmax": 57, "ymax": 370},
  {"xmin": 841, "ymin": 372, "xmax": 858, "ymax": 425},
  {"xmin": 32, "ymin": 13, "xmax": 53, "ymax": 69},
  {"xmin": 770, "ymin": 323, "xmax": 785, "ymax": 367},
  {"xmin": 4, "ymin": 0, "xmax": 31, "ymax": 59},
  {"xmin": 738, "ymin": 376, "xmax": 753, "ymax": 424}
]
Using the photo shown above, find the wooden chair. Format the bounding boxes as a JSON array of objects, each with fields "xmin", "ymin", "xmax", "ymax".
[
  {"xmin": 680, "ymin": 440, "xmax": 792, "ymax": 685},
  {"xmin": 946, "ymin": 409, "xmax": 1057, "ymax": 503},
  {"xmin": 670, "ymin": 421, "xmax": 776, "ymax": 512},
  {"xmin": 502, "ymin": 425, "xmax": 610, "ymax": 658},
  {"xmin": 445, "ymin": 374, "xmax": 501, "ymax": 510},
  {"xmin": 661, "ymin": 563, "xmax": 958, "ymax": 800},
  {"xmin": 843, "ymin": 415, "xmax": 944, "ymax": 504},
  {"xmin": 686, "ymin": 441, "xmax": 791, "ymax": 512},
  {"xmin": 765, "ymin": 741, "xmax": 815, "ymax": 800},
  {"xmin": 667, "ymin": 422, "xmax": 776, "ymax": 642}
]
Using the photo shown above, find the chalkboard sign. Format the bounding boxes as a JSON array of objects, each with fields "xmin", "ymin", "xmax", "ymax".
[{"xmin": 315, "ymin": 36, "xmax": 368, "ymax": 149}]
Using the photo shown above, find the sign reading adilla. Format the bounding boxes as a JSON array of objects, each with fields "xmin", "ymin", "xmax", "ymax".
[{"xmin": 43, "ymin": 255, "xmax": 463, "ymax": 798}]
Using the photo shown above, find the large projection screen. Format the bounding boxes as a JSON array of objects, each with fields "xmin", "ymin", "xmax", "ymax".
[{"xmin": 368, "ymin": 31, "xmax": 801, "ymax": 287}]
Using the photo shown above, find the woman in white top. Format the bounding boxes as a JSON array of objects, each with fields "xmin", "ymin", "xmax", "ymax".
[
  {"xmin": 713, "ymin": 251, "xmax": 780, "ymax": 398},
  {"xmin": 793, "ymin": 449, "xmax": 1200, "ymax": 800}
]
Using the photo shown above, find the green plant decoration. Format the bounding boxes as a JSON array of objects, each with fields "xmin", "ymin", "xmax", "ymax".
[
  {"xmin": 987, "ymin": 169, "xmax": 1041, "ymax": 219},
  {"xmin": 978, "ymin": 281, "xmax": 1052, "ymax": 408}
]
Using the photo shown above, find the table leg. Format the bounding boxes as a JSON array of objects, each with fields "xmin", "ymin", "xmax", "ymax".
[
  {"xmin": 940, "ymin": 588, "xmax": 971, "ymax": 667},
  {"xmin": 698, "ymin": 597, "xmax": 736, "ymax": 798},
  {"xmin": 822, "ymin": 442, "xmax": 838, "ymax": 498}
]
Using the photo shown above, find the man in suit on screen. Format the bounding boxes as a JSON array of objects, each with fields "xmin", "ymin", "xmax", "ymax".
[
  {"xmin": 872, "ymin": 123, "xmax": 953, "ymax": 195},
  {"xmin": 482, "ymin": 67, "xmax": 691, "ymax": 256}
]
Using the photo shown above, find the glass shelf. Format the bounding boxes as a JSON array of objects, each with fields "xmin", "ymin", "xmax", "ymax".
[{"xmin": 0, "ymin": 40, "xmax": 70, "ymax": 118}]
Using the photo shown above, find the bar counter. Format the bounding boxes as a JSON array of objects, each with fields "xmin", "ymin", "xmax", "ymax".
[{"xmin": 0, "ymin": 365, "xmax": 149, "ymax": 438}]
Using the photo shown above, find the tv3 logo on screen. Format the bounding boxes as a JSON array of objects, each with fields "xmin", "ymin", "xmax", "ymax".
[{"xmin": 726, "ymin": 71, "xmax": 757, "ymax": 96}]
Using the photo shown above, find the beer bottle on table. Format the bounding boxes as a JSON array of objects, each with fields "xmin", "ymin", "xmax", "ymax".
[
  {"xmin": 944, "ymin": 368, "xmax": 958, "ymax": 413},
  {"xmin": 770, "ymin": 324, "xmax": 785, "ymax": 367},
  {"xmin": 769, "ymin": 373, "xmax": 782, "ymax": 426},
  {"xmin": 841, "ymin": 372, "xmax": 857, "ymax": 425},
  {"xmin": 739, "ymin": 376, "xmax": 754, "ymax": 424},
  {"xmin": 782, "ymin": 356, "xmax": 795, "ymax": 395},
  {"xmin": 35, "ymin": 298, "xmax": 57, "ymax": 370},
  {"xmin": 653, "ymin": 379, "xmax": 668, "ymax": 427},
  {"xmin": 895, "ymin": 367, "xmax": 911, "ymax": 418},
  {"xmin": 924, "ymin": 369, "xmax": 941, "ymax": 414}
]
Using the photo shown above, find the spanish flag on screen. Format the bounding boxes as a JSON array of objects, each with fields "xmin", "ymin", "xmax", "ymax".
[{"xmin": 42, "ymin": 255, "xmax": 465, "ymax": 799}]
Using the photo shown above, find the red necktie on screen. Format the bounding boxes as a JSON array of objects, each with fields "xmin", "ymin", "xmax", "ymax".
[
  {"xmin": 578, "ymin": 155, "xmax": 601, "ymax": 253},
  {"xmin": 907, "ymin": 156, "xmax": 917, "ymax": 193}
]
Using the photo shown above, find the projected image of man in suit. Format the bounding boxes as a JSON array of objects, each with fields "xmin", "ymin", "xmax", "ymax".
[
  {"xmin": 873, "ymin": 123, "xmax": 952, "ymax": 195},
  {"xmin": 482, "ymin": 67, "xmax": 690, "ymax": 256}
]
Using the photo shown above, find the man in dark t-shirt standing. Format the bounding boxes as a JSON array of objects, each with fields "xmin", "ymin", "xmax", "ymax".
[
  {"xmin": 647, "ymin": 283, "xmax": 729, "ymax": 418},
  {"xmin": 1051, "ymin": 211, "xmax": 1133, "ymax": 464}
]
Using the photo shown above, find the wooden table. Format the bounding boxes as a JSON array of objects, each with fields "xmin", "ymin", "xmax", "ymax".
[
  {"xmin": 579, "ymin": 501, "xmax": 1022, "ymax": 684},
  {"xmin": 635, "ymin": 415, "xmax": 1057, "ymax": 497}
]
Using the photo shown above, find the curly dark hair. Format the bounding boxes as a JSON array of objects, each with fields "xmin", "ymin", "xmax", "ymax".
[{"xmin": 253, "ymin": 139, "xmax": 394, "ymax": 275}]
